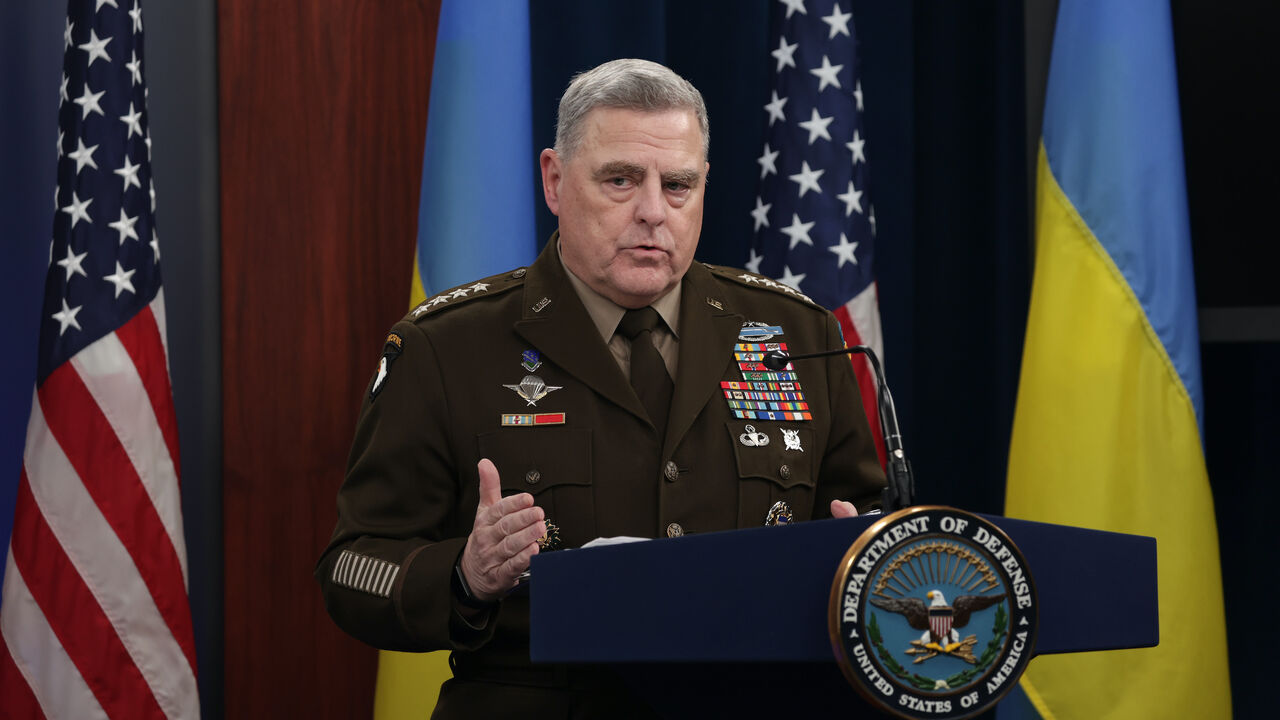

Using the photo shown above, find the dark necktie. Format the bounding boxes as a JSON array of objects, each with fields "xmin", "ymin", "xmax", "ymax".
[{"xmin": 617, "ymin": 307, "xmax": 674, "ymax": 438}]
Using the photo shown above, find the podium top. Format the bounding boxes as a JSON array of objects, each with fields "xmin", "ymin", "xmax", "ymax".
[{"xmin": 529, "ymin": 513, "xmax": 1156, "ymax": 663}]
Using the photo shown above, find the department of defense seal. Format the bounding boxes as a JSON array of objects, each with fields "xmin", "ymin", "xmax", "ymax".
[{"xmin": 829, "ymin": 506, "xmax": 1038, "ymax": 719}]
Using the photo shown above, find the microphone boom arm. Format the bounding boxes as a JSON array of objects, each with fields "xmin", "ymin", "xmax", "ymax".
[{"xmin": 761, "ymin": 346, "xmax": 915, "ymax": 512}]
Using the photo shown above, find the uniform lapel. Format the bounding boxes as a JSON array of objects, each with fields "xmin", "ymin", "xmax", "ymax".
[
  {"xmin": 664, "ymin": 263, "xmax": 744, "ymax": 457},
  {"xmin": 513, "ymin": 240, "xmax": 648, "ymax": 423}
]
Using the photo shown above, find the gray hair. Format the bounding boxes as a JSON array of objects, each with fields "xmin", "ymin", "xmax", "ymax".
[{"xmin": 554, "ymin": 58, "xmax": 709, "ymax": 161}]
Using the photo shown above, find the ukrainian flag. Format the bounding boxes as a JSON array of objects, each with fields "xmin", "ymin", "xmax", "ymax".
[
  {"xmin": 1004, "ymin": 1, "xmax": 1231, "ymax": 718},
  {"xmin": 380, "ymin": 1, "xmax": 537, "ymax": 717}
]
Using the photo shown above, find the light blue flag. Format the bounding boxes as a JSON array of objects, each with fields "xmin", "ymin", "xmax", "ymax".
[{"xmin": 413, "ymin": 0, "xmax": 538, "ymax": 301}]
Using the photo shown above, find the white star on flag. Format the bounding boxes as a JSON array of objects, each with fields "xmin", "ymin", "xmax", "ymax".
[
  {"xmin": 68, "ymin": 138, "xmax": 99, "ymax": 173},
  {"xmin": 771, "ymin": 36, "xmax": 798, "ymax": 72},
  {"xmin": 810, "ymin": 55, "xmax": 843, "ymax": 92},
  {"xmin": 789, "ymin": 161, "xmax": 825, "ymax": 198},
  {"xmin": 104, "ymin": 261, "xmax": 137, "ymax": 298},
  {"xmin": 822, "ymin": 4, "xmax": 853, "ymax": 39},
  {"xmin": 78, "ymin": 28, "xmax": 112, "ymax": 66},
  {"xmin": 62, "ymin": 191, "xmax": 93, "ymax": 227},
  {"xmin": 109, "ymin": 208, "xmax": 139, "ymax": 244},
  {"xmin": 828, "ymin": 233, "xmax": 860, "ymax": 268},
  {"xmin": 120, "ymin": 102, "xmax": 144, "ymax": 138},
  {"xmin": 837, "ymin": 181, "xmax": 864, "ymax": 215},
  {"xmin": 847, "ymin": 129, "xmax": 866, "ymax": 164},
  {"xmin": 73, "ymin": 82, "xmax": 106, "ymax": 119},
  {"xmin": 779, "ymin": 0, "xmax": 807, "ymax": 20},
  {"xmin": 764, "ymin": 91, "xmax": 788, "ymax": 125},
  {"xmin": 57, "ymin": 246, "xmax": 89, "ymax": 280},
  {"xmin": 751, "ymin": 197, "xmax": 772, "ymax": 230},
  {"xmin": 798, "ymin": 107, "xmax": 834, "ymax": 144},
  {"xmin": 780, "ymin": 213, "xmax": 815, "ymax": 249},
  {"xmin": 757, "ymin": 143, "xmax": 780, "ymax": 178},
  {"xmin": 115, "ymin": 155, "xmax": 142, "ymax": 191},
  {"xmin": 777, "ymin": 266, "xmax": 807, "ymax": 291},
  {"xmin": 51, "ymin": 298, "xmax": 83, "ymax": 335}
]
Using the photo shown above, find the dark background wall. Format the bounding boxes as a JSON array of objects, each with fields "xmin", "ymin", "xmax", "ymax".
[{"xmin": 2, "ymin": 1, "xmax": 1273, "ymax": 718}]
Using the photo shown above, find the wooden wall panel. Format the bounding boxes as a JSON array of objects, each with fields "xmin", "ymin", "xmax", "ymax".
[{"xmin": 218, "ymin": 1, "xmax": 439, "ymax": 716}]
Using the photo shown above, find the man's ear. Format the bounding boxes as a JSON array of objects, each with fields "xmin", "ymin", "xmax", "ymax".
[{"xmin": 539, "ymin": 149, "xmax": 562, "ymax": 216}]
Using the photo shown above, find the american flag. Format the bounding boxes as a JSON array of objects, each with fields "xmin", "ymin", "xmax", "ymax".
[
  {"xmin": 750, "ymin": 0, "xmax": 886, "ymax": 463},
  {"xmin": 0, "ymin": 2, "xmax": 199, "ymax": 718}
]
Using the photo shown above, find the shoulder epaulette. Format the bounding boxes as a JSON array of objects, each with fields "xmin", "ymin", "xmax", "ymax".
[
  {"xmin": 702, "ymin": 263, "xmax": 820, "ymax": 308},
  {"xmin": 404, "ymin": 266, "xmax": 529, "ymax": 323}
]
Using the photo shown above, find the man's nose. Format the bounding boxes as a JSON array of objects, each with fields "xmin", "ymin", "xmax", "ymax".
[{"xmin": 634, "ymin": 180, "xmax": 667, "ymax": 226}]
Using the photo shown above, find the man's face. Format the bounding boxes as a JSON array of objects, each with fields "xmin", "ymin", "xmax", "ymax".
[{"xmin": 540, "ymin": 107, "xmax": 708, "ymax": 309}]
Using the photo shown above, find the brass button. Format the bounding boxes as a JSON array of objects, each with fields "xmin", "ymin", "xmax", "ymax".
[
  {"xmin": 512, "ymin": 268, "xmax": 527, "ymax": 278},
  {"xmin": 525, "ymin": 469, "xmax": 541, "ymax": 485},
  {"xmin": 779, "ymin": 464, "xmax": 791, "ymax": 481},
  {"xmin": 666, "ymin": 523, "xmax": 684, "ymax": 538},
  {"xmin": 663, "ymin": 461, "xmax": 679, "ymax": 482}
]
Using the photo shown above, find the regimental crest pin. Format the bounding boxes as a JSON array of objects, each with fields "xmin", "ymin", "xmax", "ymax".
[
  {"xmin": 521, "ymin": 349, "xmax": 542, "ymax": 372},
  {"xmin": 829, "ymin": 506, "xmax": 1038, "ymax": 720},
  {"xmin": 504, "ymin": 374, "xmax": 562, "ymax": 406}
]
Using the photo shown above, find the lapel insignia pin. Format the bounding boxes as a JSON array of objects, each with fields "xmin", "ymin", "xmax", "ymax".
[
  {"xmin": 521, "ymin": 349, "xmax": 542, "ymax": 372},
  {"xmin": 738, "ymin": 424, "xmax": 770, "ymax": 447},
  {"xmin": 781, "ymin": 428, "xmax": 803, "ymax": 452},
  {"xmin": 504, "ymin": 374, "xmax": 562, "ymax": 406},
  {"xmin": 706, "ymin": 297, "xmax": 723, "ymax": 310},
  {"xmin": 532, "ymin": 297, "xmax": 551, "ymax": 313}
]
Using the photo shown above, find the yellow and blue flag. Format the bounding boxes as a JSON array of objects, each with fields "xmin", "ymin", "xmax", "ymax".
[
  {"xmin": 383, "ymin": 1, "xmax": 537, "ymax": 717},
  {"xmin": 1004, "ymin": 1, "xmax": 1231, "ymax": 718},
  {"xmin": 408, "ymin": 0, "xmax": 537, "ymax": 307}
]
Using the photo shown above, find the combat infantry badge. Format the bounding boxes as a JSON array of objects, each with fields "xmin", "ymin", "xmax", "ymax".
[{"xmin": 829, "ymin": 506, "xmax": 1038, "ymax": 719}]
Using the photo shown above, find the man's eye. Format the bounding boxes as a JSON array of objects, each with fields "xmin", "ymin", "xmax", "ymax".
[
  {"xmin": 665, "ymin": 181, "xmax": 688, "ymax": 192},
  {"xmin": 610, "ymin": 177, "xmax": 631, "ymax": 187}
]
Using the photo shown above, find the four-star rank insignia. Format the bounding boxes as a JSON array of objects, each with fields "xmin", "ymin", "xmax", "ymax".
[{"xmin": 829, "ymin": 506, "xmax": 1038, "ymax": 720}]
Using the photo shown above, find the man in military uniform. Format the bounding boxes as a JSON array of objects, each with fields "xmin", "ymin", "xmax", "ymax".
[{"xmin": 316, "ymin": 58, "xmax": 886, "ymax": 717}]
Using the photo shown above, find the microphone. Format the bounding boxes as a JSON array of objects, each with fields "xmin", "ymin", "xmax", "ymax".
[{"xmin": 762, "ymin": 346, "xmax": 915, "ymax": 512}]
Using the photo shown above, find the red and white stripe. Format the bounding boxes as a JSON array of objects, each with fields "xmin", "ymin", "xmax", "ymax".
[
  {"xmin": 834, "ymin": 282, "xmax": 887, "ymax": 466},
  {"xmin": 0, "ymin": 296, "xmax": 199, "ymax": 719}
]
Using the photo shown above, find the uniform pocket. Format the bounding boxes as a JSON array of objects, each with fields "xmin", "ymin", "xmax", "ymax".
[
  {"xmin": 477, "ymin": 428, "xmax": 593, "ymax": 497},
  {"xmin": 726, "ymin": 421, "xmax": 814, "ymax": 489},
  {"xmin": 476, "ymin": 428, "xmax": 595, "ymax": 545}
]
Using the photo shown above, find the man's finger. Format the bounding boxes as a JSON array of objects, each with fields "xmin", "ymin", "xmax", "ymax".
[
  {"xmin": 830, "ymin": 499, "xmax": 859, "ymax": 519},
  {"xmin": 477, "ymin": 458, "xmax": 502, "ymax": 508}
]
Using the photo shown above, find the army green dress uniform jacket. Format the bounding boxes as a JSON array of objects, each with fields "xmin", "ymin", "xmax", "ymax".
[{"xmin": 316, "ymin": 238, "xmax": 885, "ymax": 715}]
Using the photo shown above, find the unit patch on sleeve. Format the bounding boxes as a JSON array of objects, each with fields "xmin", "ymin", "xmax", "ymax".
[
  {"xmin": 331, "ymin": 549, "xmax": 400, "ymax": 598},
  {"xmin": 370, "ymin": 332, "xmax": 404, "ymax": 401}
]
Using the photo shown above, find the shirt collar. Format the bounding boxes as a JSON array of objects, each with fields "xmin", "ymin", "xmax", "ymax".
[{"xmin": 557, "ymin": 243, "xmax": 682, "ymax": 342}]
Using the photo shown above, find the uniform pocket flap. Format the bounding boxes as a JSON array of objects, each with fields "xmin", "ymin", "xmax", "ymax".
[
  {"xmin": 478, "ymin": 428, "xmax": 592, "ymax": 496},
  {"xmin": 726, "ymin": 421, "xmax": 814, "ymax": 489}
]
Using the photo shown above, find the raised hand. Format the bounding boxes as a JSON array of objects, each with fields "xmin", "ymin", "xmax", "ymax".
[{"xmin": 458, "ymin": 459, "xmax": 546, "ymax": 603}]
